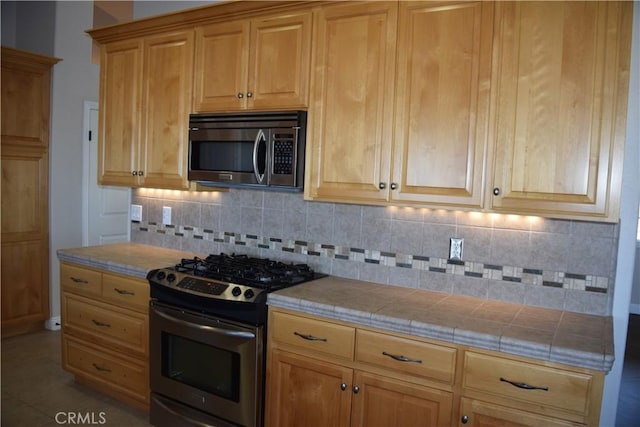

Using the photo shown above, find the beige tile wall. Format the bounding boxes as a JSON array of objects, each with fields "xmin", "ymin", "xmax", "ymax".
[{"xmin": 131, "ymin": 188, "xmax": 618, "ymax": 315}]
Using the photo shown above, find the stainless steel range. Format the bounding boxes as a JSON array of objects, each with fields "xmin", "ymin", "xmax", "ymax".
[{"xmin": 147, "ymin": 253, "xmax": 325, "ymax": 427}]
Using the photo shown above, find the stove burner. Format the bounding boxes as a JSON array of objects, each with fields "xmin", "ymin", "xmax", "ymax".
[{"xmin": 174, "ymin": 253, "xmax": 316, "ymax": 290}]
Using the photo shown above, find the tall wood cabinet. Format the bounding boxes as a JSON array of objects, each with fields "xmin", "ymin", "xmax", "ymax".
[
  {"xmin": 193, "ymin": 11, "xmax": 312, "ymax": 112},
  {"xmin": 488, "ymin": 1, "xmax": 632, "ymax": 221},
  {"xmin": 1, "ymin": 47, "xmax": 59, "ymax": 338},
  {"xmin": 96, "ymin": 31, "xmax": 193, "ymax": 189}
]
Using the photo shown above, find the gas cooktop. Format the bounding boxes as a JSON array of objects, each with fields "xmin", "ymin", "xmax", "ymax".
[{"xmin": 147, "ymin": 253, "xmax": 325, "ymax": 306}]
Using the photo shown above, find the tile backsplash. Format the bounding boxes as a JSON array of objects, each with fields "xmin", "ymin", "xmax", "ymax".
[{"xmin": 131, "ymin": 188, "xmax": 619, "ymax": 315}]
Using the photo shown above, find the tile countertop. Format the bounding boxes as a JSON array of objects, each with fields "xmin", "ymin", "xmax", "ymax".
[
  {"xmin": 56, "ymin": 243, "xmax": 614, "ymax": 372},
  {"xmin": 57, "ymin": 242, "xmax": 198, "ymax": 279},
  {"xmin": 267, "ymin": 276, "xmax": 615, "ymax": 372}
]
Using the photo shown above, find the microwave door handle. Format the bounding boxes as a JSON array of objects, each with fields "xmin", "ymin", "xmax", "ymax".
[{"xmin": 253, "ymin": 129, "xmax": 266, "ymax": 184}]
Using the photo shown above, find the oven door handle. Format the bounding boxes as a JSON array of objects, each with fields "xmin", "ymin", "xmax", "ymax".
[{"xmin": 152, "ymin": 306, "xmax": 256, "ymax": 339}]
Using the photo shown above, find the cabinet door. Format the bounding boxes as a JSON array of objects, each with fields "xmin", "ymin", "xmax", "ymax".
[
  {"xmin": 459, "ymin": 397, "xmax": 582, "ymax": 427},
  {"xmin": 99, "ymin": 40, "xmax": 142, "ymax": 186},
  {"xmin": 193, "ymin": 20, "xmax": 250, "ymax": 112},
  {"xmin": 248, "ymin": 12, "xmax": 311, "ymax": 109},
  {"xmin": 392, "ymin": 1, "xmax": 493, "ymax": 208},
  {"xmin": 1, "ymin": 146, "xmax": 49, "ymax": 331},
  {"xmin": 266, "ymin": 349, "xmax": 352, "ymax": 427},
  {"xmin": 351, "ymin": 371, "xmax": 453, "ymax": 427},
  {"xmin": 140, "ymin": 30, "xmax": 194, "ymax": 190},
  {"xmin": 489, "ymin": 1, "xmax": 632, "ymax": 220},
  {"xmin": 304, "ymin": 2, "xmax": 397, "ymax": 204}
]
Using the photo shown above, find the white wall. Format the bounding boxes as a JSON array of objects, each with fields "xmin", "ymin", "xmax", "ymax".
[
  {"xmin": 49, "ymin": 1, "xmax": 99, "ymax": 320},
  {"xmin": 133, "ymin": 0, "xmax": 214, "ymax": 19},
  {"xmin": 1, "ymin": 1, "xmax": 17, "ymax": 46},
  {"xmin": 602, "ymin": 3, "xmax": 640, "ymax": 425}
]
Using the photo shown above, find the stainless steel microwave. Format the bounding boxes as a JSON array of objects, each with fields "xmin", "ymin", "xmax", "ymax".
[{"xmin": 188, "ymin": 111, "xmax": 307, "ymax": 191}]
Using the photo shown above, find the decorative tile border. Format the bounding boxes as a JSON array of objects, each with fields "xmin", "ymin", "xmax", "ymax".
[{"xmin": 132, "ymin": 221, "xmax": 610, "ymax": 294}]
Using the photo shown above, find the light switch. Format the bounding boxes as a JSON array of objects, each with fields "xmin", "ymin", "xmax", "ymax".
[
  {"xmin": 131, "ymin": 204, "xmax": 142, "ymax": 222},
  {"xmin": 162, "ymin": 206, "xmax": 172, "ymax": 225}
]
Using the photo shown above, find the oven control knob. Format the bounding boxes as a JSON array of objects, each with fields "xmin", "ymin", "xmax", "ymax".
[
  {"xmin": 166, "ymin": 273, "xmax": 176, "ymax": 283},
  {"xmin": 156, "ymin": 271, "xmax": 166, "ymax": 280},
  {"xmin": 232, "ymin": 286, "xmax": 242, "ymax": 297},
  {"xmin": 244, "ymin": 289, "xmax": 255, "ymax": 299}
]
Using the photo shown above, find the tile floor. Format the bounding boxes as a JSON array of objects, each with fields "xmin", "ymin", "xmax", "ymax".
[
  {"xmin": 1, "ymin": 330, "xmax": 150, "ymax": 426},
  {"xmin": 2, "ymin": 318, "xmax": 639, "ymax": 426}
]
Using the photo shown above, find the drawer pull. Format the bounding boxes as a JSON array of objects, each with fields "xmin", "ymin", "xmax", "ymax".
[
  {"xmin": 70, "ymin": 277, "xmax": 89, "ymax": 284},
  {"xmin": 382, "ymin": 351, "xmax": 422, "ymax": 364},
  {"xmin": 500, "ymin": 377, "xmax": 549, "ymax": 391},
  {"xmin": 92, "ymin": 363, "xmax": 111, "ymax": 373},
  {"xmin": 114, "ymin": 288, "xmax": 135, "ymax": 296},
  {"xmin": 294, "ymin": 331, "xmax": 327, "ymax": 342},
  {"xmin": 92, "ymin": 319, "xmax": 111, "ymax": 328}
]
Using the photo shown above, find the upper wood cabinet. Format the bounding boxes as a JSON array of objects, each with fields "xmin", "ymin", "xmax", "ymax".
[
  {"xmin": 391, "ymin": 1, "xmax": 493, "ymax": 208},
  {"xmin": 304, "ymin": 1, "xmax": 398, "ymax": 204},
  {"xmin": 98, "ymin": 31, "xmax": 193, "ymax": 189},
  {"xmin": 305, "ymin": 1, "xmax": 493, "ymax": 209},
  {"xmin": 193, "ymin": 11, "xmax": 312, "ymax": 112},
  {"xmin": 488, "ymin": 1, "xmax": 632, "ymax": 221}
]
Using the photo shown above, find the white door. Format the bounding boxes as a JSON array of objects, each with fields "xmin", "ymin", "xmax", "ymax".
[{"xmin": 83, "ymin": 101, "xmax": 130, "ymax": 246}]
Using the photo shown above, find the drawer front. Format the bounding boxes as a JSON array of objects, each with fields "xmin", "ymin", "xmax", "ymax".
[
  {"xmin": 102, "ymin": 273, "xmax": 149, "ymax": 312},
  {"xmin": 356, "ymin": 329, "xmax": 456, "ymax": 385},
  {"xmin": 463, "ymin": 351, "xmax": 593, "ymax": 414},
  {"xmin": 60, "ymin": 263, "xmax": 102, "ymax": 297},
  {"xmin": 63, "ymin": 335, "xmax": 148, "ymax": 403},
  {"xmin": 62, "ymin": 293, "xmax": 147, "ymax": 356},
  {"xmin": 271, "ymin": 311, "xmax": 355, "ymax": 360}
]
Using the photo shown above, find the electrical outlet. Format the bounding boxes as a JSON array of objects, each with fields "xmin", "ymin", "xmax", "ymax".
[
  {"xmin": 131, "ymin": 204, "xmax": 142, "ymax": 222},
  {"xmin": 449, "ymin": 238, "xmax": 463, "ymax": 261},
  {"xmin": 162, "ymin": 206, "xmax": 172, "ymax": 225}
]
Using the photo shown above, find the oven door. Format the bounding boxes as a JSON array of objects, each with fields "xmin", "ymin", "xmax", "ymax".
[{"xmin": 149, "ymin": 301, "xmax": 263, "ymax": 427}]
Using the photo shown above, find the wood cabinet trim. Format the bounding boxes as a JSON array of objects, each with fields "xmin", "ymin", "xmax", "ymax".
[{"xmin": 86, "ymin": 1, "xmax": 324, "ymax": 44}]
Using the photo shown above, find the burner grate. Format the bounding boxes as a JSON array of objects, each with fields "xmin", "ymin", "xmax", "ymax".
[{"xmin": 174, "ymin": 253, "xmax": 315, "ymax": 289}]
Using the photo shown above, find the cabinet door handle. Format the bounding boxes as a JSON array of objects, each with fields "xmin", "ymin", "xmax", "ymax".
[
  {"xmin": 247, "ymin": 91, "xmax": 253, "ymax": 98},
  {"xmin": 92, "ymin": 319, "xmax": 111, "ymax": 328},
  {"xmin": 379, "ymin": 182, "xmax": 386, "ymax": 190},
  {"xmin": 493, "ymin": 187, "xmax": 500, "ymax": 196},
  {"xmin": 237, "ymin": 92, "xmax": 244, "ymax": 99},
  {"xmin": 382, "ymin": 351, "xmax": 422, "ymax": 364},
  {"xmin": 93, "ymin": 363, "xmax": 111, "ymax": 373},
  {"xmin": 353, "ymin": 385, "xmax": 360, "ymax": 394},
  {"xmin": 138, "ymin": 170, "xmax": 144, "ymax": 176},
  {"xmin": 340, "ymin": 383, "xmax": 347, "ymax": 391},
  {"xmin": 114, "ymin": 288, "xmax": 135, "ymax": 296},
  {"xmin": 500, "ymin": 377, "xmax": 548, "ymax": 391},
  {"xmin": 132, "ymin": 170, "xmax": 138, "ymax": 176},
  {"xmin": 70, "ymin": 277, "xmax": 89, "ymax": 284},
  {"xmin": 293, "ymin": 331, "xmax": 327, "ymax": 342},
  {"xmin": 390, "ymin": 183, "xmax": 398, "ymax": 190},
  {"xmin": 461, "ymin": 415, "xmax": 469, "ymax": 424}
]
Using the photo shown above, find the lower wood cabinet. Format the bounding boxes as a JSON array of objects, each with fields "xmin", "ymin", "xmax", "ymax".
[
  {"xmin": 266, "ymin": 309, "xmax": 454, "ymax": 427},
  {"xmin": 266, "ymin": 308, "xmax": 604, "ymax": 427},
  {"xmin": 60, "ymin": 262, "xmax": 149, "ymax": 410}
]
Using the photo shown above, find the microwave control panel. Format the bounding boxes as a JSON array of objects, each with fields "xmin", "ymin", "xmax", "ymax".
[{"xmin": 273, "ymin": 137, "xmax": 294, "ymax": 175}]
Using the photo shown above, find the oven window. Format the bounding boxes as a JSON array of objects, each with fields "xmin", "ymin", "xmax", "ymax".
[{"xmin": 161, "ymin": 332, "xmax": 240, "ymax": 402}]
